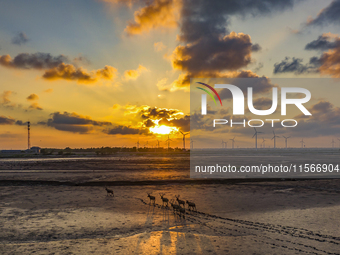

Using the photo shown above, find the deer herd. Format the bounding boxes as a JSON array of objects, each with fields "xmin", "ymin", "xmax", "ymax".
[
  {"xmin": 147, "ymin": 192, "xmax": 197, "ymax": 218},
  {"xmin": 104, "ymin": 187, "xmax": 196, "ymax": 219}
]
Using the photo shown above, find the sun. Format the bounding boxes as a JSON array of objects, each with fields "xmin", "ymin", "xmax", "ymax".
[{"xmin": 149, "ymin": 125, "xmax": 178, "ymax": 135}]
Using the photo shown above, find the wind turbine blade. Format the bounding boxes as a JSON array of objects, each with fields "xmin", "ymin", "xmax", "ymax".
[{"xmin": 252, "ymin": 133, "xmax": 256, "ymax": 138}]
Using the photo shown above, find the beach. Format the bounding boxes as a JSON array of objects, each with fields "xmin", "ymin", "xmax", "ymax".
[{"xmin": 0, "ymin": 155, "xmax": 340, "ymax": 254}]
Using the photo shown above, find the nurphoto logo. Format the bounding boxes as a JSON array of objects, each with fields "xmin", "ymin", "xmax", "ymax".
[{"xmin": 197, "ymin": 82, "xmax": 312, "ymax": 128}]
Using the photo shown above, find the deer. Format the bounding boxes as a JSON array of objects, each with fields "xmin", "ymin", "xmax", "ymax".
[
  {"xmin": 178, "ymin": 205, "xmax": 186, "ymax": 219},
  {"xmin": 169, "ymin": 199, "xmax": 181, "ymax": 214},
  {"xmin": 159, "ymin": 193, "xmax": 169, "ymax": 207},
  {"xmin": 105, "ymin": 187, "xmax": 114, "ymax": 196},
  {"xmin": 175, "ymin": 195, "xmax": 185, "ymax": 207},
  {"xmin": 186, "ymin": 200, "xmax": 197, "ymax": 211},
  {"xmin": 147, "ymin": 193, "xmax": 156, "ymax": 205}
]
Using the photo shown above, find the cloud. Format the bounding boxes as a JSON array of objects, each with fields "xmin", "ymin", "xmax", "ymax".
[
  {"xmin": 0, "ymin": 52, "xmax": 117, "ymax": 83},
  {"xmin": 165, "ymin": 0, "xmax": 297, "ymax": 91},
  {"xmin": 0, "ymin": 116, "xmax": 16, "ymax": 125},
  {"xmin": 123, "ymin": 64, "xmax": 147, "ymax": 80},
  {"xmin": 306, "ymin": 0, "xmax": 340, "ymax": 27},
  {"xmin": 123, "ymin": 104, "xmax": 189, "ymax": 132},
  {"xmin": 124, "ymin": 0, "xmax": 181, "ymax": 35},
  {"xmin": 292, "ymin": 100, "xmax": 340, "ymax": 136},
  {"xmin": 167, "ymin": 32, "xmax": 260, "ymax": 91},
  {"xmin": 43, "ymin": 88, "xmax": 53, "ymax": 93},
  {"xmin": 154, "ymin": 41, "xmax": 166, "ymax": 52},
  {"xmin": 11, "ymin": 32, "xmax": 29, "ymax": 45},
  {"xmin": 15, "ymin": 120, "xmax": 28, "ymax": 126},
  {"xmin": 26, "ymin": 93, "xmax": 39, "ymax": 101},
  {"xmin": 172, "ymin": 32, "xmax": 255, "ymax": 75},
  {"xmin": 305, "ymin": 33, "xmax": 340, "ymax": 51},
  {"xmin": 29, "ymin": 102, "xmax": 43, "ymax": 111},
  {"xmin": 273, "ymin": 57, "xmax": 319, "ymax": 74},
  {"xmin": 104, "ymin": 125, "xmax": 149, "ymax": 135},
  {"xmin": 0, "ymin": 53, "xmax": 68, "ymax": 69},
  {"xmin": 0, "ymin": 91, "xmax": 16, "ymax": 108},
  {"xmin": 41, "ymin": 112, "xmax": 112, "ymax": 133},
  {"xmin": 216, "ymin": 70, "xmax": 276, "ymax": 100},
  {"xmin": 274, "ymin": 34, "xmax": 340, "ymax": 77},
  {"xmin": 43, "ymin": 64, "xmax": 117, "ymax": 83}
]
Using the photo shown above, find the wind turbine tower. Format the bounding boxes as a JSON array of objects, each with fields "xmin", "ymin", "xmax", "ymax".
[
  {"xmin": 230, "ymin": 137, "xmax": 235, "ymax": 149},
  {"xmin": 300, "ymin": 139, "xmax": 305, "ymax": 148},
  {"xmin": 166, "ymin": 135, "xmax": 172, "ymax": 151},
  {"xmin": 271, "ymin": 131, "xmax": 280, "ymax": 149},
  {"xmin": 252, "ymin": 128, "xmax": 262, "ymax": 149},
  {"xmin": 179, "ymin": 131, "xmax": 189, "ymax": 150},
  {"xmin": 282, "ymin": 136, "xmax": 290, "ymax": 149}
]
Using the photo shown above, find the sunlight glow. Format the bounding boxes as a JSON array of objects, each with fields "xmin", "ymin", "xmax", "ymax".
[{"xmin": 149, "ymin": 125, "xmax": 178, "ymax": 135}]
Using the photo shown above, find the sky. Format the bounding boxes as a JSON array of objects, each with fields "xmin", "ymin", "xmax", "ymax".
[{"xmin": 0, "ymin": 0, "xmax": 340, "ymax": 149}]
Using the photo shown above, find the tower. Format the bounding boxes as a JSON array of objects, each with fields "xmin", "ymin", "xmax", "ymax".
[{"xmin": 27, "ymin": 121, "xmax": 30, "ymax": 150}]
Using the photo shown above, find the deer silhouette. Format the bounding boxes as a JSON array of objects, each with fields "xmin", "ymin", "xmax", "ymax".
[
  {"xmin": 147, "ymin": 193, "xmax": 156, "ymax": 205},
  {"xmin": 105, "ymin": 187, "xmax": 114, "ymax": 196},
  {"xmin": 159, "ymin": 193, "xmax": 169, "ymax": 207}
]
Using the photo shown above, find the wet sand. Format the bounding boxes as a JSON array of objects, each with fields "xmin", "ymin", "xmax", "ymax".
[{"xmin": 1, "ymin": 180, "xmax": 340, "ymax": 254}]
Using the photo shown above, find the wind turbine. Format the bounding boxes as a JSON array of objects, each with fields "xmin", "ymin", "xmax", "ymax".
[
  {"xmin": 230, "ymin": 136, "xmax": 235, "ymax": 149},
  {"xmin": 136, "ymin": 140, "xmax": 140, "ymax": 151},
  {"xmin": 144, "ymin": 141, "xmax": 148, "ymax": 148},
  {"xmin": 262, "ymin": 138, "xmax": 266, "ymax": 148},
  {"xmin": 224, "ymin": 140, "xmax": 228, "ymax": 148},
  {"xmin": 252, "ymin": 128, "xmax": 262, "ymax": 149},
  {"xmin": 282, "ymin": 136, "xmax": 290, "ymax": 149},
  {"xmin": 179, "ymin": 131, "xmax": 189, "ymax": 150},
  {"xmin": 271, "ymin": 131, "xmax": 280, "ymax": 149},
  {"xmin": 190, "ymin": 139, "xmax": 194, "ymax": 150},
  {"xmin": 221, "ymin": 140, "xmax": 225, "ymax": 148},
  {"xmin": 331, "ymin": 139, "xmax": 335, "ymax": 148},
  {"xmin": 300, "ymin": 139, "xmax": 305, "ymax": 148},
  {"xmin": 156, "ymin": 139, "xmax": 160, "ymax": 149},
  {"xmin": 165, "ymin": 135, "xmax": 172, "ymax": 150}
]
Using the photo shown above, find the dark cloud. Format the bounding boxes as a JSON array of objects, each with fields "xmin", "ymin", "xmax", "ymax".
[
  {"xmin": 251, "ymin": 97, "xmax": 275, "ymax": 110},
  {"xmin": 292, "ymin": 100, "xmax": 340, "ymax": 137},
  {"xmin": 168, "ymin": 0, "xmax": 298, "ymax": 91},
  {"xmin": 273, "ymin": 57, "xmax": 319, "ymax": 74},
  {"xmin": 0, "ymin": 116, "xmax": 16, "ymax": 125},
  {"xmin": 0, "ymin": 52, "xmax": 117, "ymax": 83},
  {"xmin": 172, "ymin": 32, "xmax": 256, "ymax": 74},
  {"xmin": 275, "ymin": 34, "xmax": 340, "ymax": 77},
  {"xmin": 15, "ymin": 120, "xmax": 28, "ymax": 126},
  {"xmin": 11, "ymin": 32, "xmax": 29, "ymax": 45},
  {"xmin": 41, "ymin": 112, "xmax": 112, "ymax": 134},
  {"xmin": 140, "ymin": 107, "xmax": 181, "ymax": 119},
  {"xmin": 217, "ymin": 70, "xmax": 275, "ymax": 100},
  {"xmin": 306, "ymin": 0, "xmax": 340, "ymax": 27},
  {"xmin": 104, "ymin": 125, "xmax": 149, "ymax": 135},
  {"xmin": 42, "ymin": 64, "xmax": 117, "ymax": 83},
  {"xmin": 0, "ymin": 53, "xmax": 68, "ymax": 69},
  {"xmin": 305, "ymin": 34, "xmax": 340, "ymax": 51},
  {"xmin": 158, "ymin": 115, "xmax": 190, "ymax": 132}
]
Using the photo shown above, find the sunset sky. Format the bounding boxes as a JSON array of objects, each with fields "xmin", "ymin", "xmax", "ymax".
[{"xmin": 1, "ymin": 0, "xmax": 340, "ymax": 149}]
